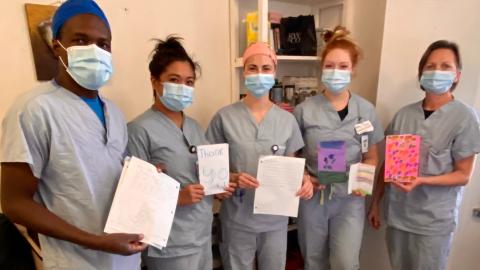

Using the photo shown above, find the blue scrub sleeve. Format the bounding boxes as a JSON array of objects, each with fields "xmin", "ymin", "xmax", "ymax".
[
  {"xmin": 285, "ymin": 118, "xmax": 305, "ymax": 155},
  {"xmin": 292, "ymin": 105, "xmax": 304, "ymax": 135},
  {"xmin": 369, "ymin": 109, "xmax": 385, "ymax": 145},
  {"xmin": 126, "ymin": 123, "xmax": 150, "ymax": 161},
  {"xmin": 205, "ymin": 113, "xmax": 227, "ymax": 144},
  {"xmin": 1, "ymin": 104, "xmax": 49, "ymax": 179},
  {"xmin": 451, "ymin": 110, "xmax": 480, "ymax": 161}
]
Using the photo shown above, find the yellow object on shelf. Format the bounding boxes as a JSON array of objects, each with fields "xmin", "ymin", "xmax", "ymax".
[{"xmin": 246, "ymin": 11, "xmax": 258, "ymax": 46}]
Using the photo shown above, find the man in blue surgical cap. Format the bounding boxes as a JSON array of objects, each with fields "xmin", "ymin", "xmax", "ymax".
[{"xmin": 0, "ymin": 0, "xmax": 145, "ymax": 269}]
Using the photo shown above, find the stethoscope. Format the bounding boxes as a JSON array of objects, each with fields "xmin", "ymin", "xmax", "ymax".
[
  {"xmin": 271, "ymin": 144, "xmax": 279, "ymax": 154},
  {"xmin": 182, "ymin": 134, "xmax": 197, "ymax": 154}
]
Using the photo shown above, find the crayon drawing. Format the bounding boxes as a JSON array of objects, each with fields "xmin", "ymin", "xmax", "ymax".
[{"xmin": 385, "ymin": 134, "xmax": 421, "ymax": 182}]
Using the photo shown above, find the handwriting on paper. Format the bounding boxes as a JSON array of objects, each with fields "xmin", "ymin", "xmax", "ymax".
[
  {"xmin": 105, "ymin": 156, "xmax": 179, "ymax": 250},
  {"xmin": 198, "ymin": 144, "xmax": 230, "ymax": 195},
  {"xmin": 254, "ymin": 156, "xmax": 305, "ymax": 217}
]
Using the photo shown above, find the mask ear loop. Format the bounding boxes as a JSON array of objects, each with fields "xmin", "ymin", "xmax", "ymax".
[
  {"xmin": 156, "ymin": 81, "xmax": 166, "ymax": 99},
  {"xmin": 155, "ymin": 89, "xmax": 162, "ymax": 99},
  {"xmin": 56, "ymin": 41, "xmax": 69, "ymax": 69}
]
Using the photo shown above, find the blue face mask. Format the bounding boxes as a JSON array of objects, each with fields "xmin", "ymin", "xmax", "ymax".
[
  {"xmin": 159, "ymin": 83, "xmax": 194, "ymax": 112},
  {"xmin": 420, "ymin": 70, "xmax": 456, "ymax": 94},
  {"xmin": 321, "ymin": 69, "xmax": 351, "ymax": 95},
  {"xmin": 58, "ymin": 42, "xmax": 113, "ymax": 90},
  {"xmin": 245, "ymin": 74, "xmax": 275, "ymax": 98}
]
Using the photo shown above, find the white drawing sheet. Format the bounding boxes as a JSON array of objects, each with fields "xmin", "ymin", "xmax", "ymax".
[
  {"xmin": 253, "ymin": 155, "xmax": 305, "ymax": 217},
  {"xmin": 105, "ymin": 156, "xmax": 179, "ymax": 250}
]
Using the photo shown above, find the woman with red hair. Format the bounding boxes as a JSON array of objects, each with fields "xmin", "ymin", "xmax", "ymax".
[{"xmin": 294, "ymin": 27, "xmax": 384, "ymax": 269}]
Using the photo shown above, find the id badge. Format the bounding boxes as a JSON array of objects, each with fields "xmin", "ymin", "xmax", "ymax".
[
  {"xmin": 361, "ymin": 135, "xmax": 369, "ymax": 153},
  {"xmin": 355, "ymin": 121, "xmax": 374, "ymax": 135}
]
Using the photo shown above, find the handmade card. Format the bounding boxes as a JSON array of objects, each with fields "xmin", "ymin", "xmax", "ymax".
[
  {"xmin": 317, "ymin": 141, "xmax": 348, "ymax": 184},
  {"xmin": 197, "ymin": 144, "xmax": 230, "ymax": 195},
  {"xmin": 384, "ymin": 134, "xmax": 421, "ymax": 182},
  {"xmin": 348, "ymin": 163, "xmax": 376, "ymax": 196}
]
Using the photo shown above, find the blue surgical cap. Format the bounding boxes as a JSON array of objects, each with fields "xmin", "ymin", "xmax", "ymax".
[{"xmin": 51, "ymin": 0, "xmax": 110, "ymax": 39}]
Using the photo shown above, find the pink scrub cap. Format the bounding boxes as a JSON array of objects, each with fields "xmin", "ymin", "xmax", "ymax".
[{"xmin": 242, "ymin": 42, "xmax": 277, "ymax": 66}]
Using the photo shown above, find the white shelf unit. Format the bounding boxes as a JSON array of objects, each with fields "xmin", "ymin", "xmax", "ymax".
[
  {"xmin": 229, "ymin": 0, "xmax": 346, "ymax": 100},
  {"xmin": 233, "ymin": 55, "xmax": 321, "ymax": 68}
]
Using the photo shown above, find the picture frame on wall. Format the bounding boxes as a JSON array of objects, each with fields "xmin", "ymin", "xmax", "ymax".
[{"xmin": 25, "ymin": 3, "xmax": 58, "ymax": 81}]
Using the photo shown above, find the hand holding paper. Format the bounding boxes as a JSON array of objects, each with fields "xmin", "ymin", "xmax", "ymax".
[
  {"xmin": 214, "ymin": 182, "xmax": 237, "ymax": 201},
  {"xmin": 236, "ymin": 172, "xmax": 260, "ymax": 189},
  {"xmin": 178, "ymin": 184, "xmax": 205, "ymax": 206},
  {"xmin": 391, "ymin": 176, "xmax": 424, "ymax": 193},
  {"xmin": 96, "ymin": 233, "xmax": 147, "ymax": 255},
  {"xmin": 296, "ymin": 174, "xmax": 314, "ymax": 199}
]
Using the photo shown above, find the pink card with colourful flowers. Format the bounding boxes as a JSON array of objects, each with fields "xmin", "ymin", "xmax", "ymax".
[{"xmin": 384, "ymin": 134, "xmax": 421, "ymax": 183}]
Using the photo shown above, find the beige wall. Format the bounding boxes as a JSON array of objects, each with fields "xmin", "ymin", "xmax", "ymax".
[
  {"xmin": 0, "ymin": 0, "xmax": 232, "ymax": 211},
  {"xmin": 344, "ymin": 0, "xmax": 386, "ymax": 104},
  {"xmin": 0, "ymin": 0, "xmax": 232, "ymax": 130}
]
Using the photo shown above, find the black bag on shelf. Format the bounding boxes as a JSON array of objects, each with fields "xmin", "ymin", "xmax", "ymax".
[{"xmin": 279, "ymin": 15, "xmax": 317, "ymax": 56}]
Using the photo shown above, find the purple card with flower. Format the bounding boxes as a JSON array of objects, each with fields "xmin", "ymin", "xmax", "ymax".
[{"xmin": 317, "ymin": 141, "xmax": 347, "ymax": 173}]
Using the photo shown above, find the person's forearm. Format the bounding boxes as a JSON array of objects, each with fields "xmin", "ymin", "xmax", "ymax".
[
  {"xmin": 361, "ymin": 143, "xmax": 379, "ymax": 167},
  {"xmin": 371, "ymin": 177, "xmax": 385, "ymax": 206},
  {"xmin": 3, "ymin": 198, "xmax": 99, "ymax": 249},
  {"xmin": 421, "ymin": 170, "xmax": 470, "ymax": 186},
  {"xmin": 362, "ymin": 156, "xmax": 377, "ymax": 167},
  {"xmin": 420, "ymin": 156, "xmax": 475, "ymax": 187},
  {"xmin": 370, "ymin": 163, "xmax": 386, "ymax": 206}
]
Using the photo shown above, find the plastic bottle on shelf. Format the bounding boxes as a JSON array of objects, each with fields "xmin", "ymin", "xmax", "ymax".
[{"xmin": 270, "ymin": 79, "xmax": 284, "ymax": 104}]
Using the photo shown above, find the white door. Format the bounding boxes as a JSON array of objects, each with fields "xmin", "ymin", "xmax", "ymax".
[{"xmin": 447, "ymin": 89, "xmax": 480, "ymax": 270}]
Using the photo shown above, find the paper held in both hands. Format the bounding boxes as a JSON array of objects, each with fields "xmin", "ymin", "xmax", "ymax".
[
  {"xmin": 104, "ymin": 156, "xmax": 180, "ymax": 250},
  {"xmin": 253, "ymin": 156, "xmax": 305, "ymax": 217}
]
